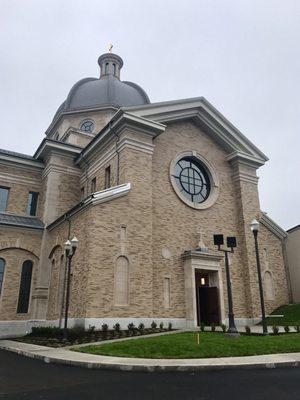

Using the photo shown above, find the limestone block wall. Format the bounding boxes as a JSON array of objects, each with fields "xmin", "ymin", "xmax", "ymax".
[
  {"xmin": 0, "ymin": 228, "xmax": 42, "ymax": 321},
  {"xmin": 79, "ymin": 149, "xmax": 119, "ymax": 196},
  {"xmin": 42, "ymin": 154, "xmax": 81, "ymax": 225},
  {"xmin": 258, "ymin": 224, "xmax": 289, "ymax": 314},
  {"xmin": 46, "ymin": 143, "xmax": 155, "ymax": 320},
  {"xmin": 0, "ymin": 164, "xmax": 43, "ymax": 217},
  {"xmin": 151, "ymin": 121, "xmax": 250, "ymax": 319}
]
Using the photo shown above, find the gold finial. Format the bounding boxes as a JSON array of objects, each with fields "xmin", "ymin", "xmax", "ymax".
[{"xmin": 108, "ymin": 43, "xmax": 113, "ymax": 53}]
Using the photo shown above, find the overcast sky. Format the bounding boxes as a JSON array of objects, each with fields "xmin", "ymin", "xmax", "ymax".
[{"xmin": 1, "ymin": 0, "xmax": 299, "ymax": 229}]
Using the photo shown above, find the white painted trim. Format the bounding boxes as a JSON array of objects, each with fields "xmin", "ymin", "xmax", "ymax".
[
  {"xmin": 91, "ymin": 183, "xmax": 131, "ymax": 206},
  {"xmin": 125, "ymin": 97, "xmax": 268, "ymax": 163},
  {"xmin": 183, "ymin": 251, "xmax": 225, "ymax": 328}
]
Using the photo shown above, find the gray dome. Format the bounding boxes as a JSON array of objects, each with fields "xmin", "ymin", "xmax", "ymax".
[{"xmin": 53, "ymin": 53, "xmax": 150, "ymax": 121}]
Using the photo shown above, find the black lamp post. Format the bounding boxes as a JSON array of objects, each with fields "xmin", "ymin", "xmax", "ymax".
[
  {"xmin": 63, "ymin": 236, "xmax": 79, "ymax": 340},
  {"xmin": 213, "ymin": 234, "xmax": 239, "ymax": 335},
  {"xmin": 250, "ymin": 219, "xmax": 268, "ymax": 335}
]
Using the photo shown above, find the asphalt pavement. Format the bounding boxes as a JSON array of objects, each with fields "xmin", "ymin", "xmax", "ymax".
[{"xmin": 1, "ymin": 349, "xmax": 300, "ymax": 400}]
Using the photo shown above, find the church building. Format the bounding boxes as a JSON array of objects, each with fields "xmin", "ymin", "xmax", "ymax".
[{"xmin": 0, "ymin": 51, "xmax": 290, "ymax": 337}]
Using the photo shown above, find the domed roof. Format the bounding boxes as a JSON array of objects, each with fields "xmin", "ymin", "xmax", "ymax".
[{"xmin": 53, "ymin": 52, "xmax": 150, "ymax": 121}]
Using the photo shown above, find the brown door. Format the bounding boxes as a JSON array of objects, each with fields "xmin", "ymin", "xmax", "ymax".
[{"xmin": 198, "ymin": 286, "xmax": 220, "ymax": 325}]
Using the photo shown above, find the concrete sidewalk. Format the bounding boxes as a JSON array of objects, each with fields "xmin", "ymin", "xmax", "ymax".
[{"xmin": 1, "ymin": 337, "xmax": 300, "ymax": 372}]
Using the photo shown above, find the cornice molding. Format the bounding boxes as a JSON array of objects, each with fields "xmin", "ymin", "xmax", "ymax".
[
  {"xmin": 117, "ymin": 137, "xmax": 155, "ymax": 155},
  {"xmin": 226, "ymin": 151, "xmax": 266, "ymax": 168},
  {"xmin": 45, "ymin": 104, "xmax": 118, "ymax": 136},
  {"xmin": 76, "ymin": 111, "xmax": 165, "ymax": 164},
  {"xmin": 34, "ymin": 139, "xmax": 82, "ymax": 161},
  {"xmin": 0, "ymin": 173, "xmax": 42, "ymax": 187},
  {"xmin": 124, "ymin": 97, "xmax": 268, "ymax": 165},
  {"xmin": 182, "ymin": 249, "xmax": 223, "ymax": 261},
  {"xmin": 0, "ymin": 154, "xmax": 44, "ymax": 171},
  {"xmin": 260, "ymin": 212, "xmax": 287, "ymax": 240},
  {"xmin": 231, "ymin": 170, "xmax": 259, "ymax": 185},
  {"xmin": 47, "ymin": 182, "xmax": 131, "ymax": 231},
  {"xmin": 42, "ymin": 163, "xmax": 81, "ymax": 179},
  {"xmin": 60, "ymin": 127, "xmax": 95, "ymax": 143}
]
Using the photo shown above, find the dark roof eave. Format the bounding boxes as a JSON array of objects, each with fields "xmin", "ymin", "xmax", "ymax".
[{"xmin": 0, "ymin": 222, "xmax": 44, "ymax": 231}]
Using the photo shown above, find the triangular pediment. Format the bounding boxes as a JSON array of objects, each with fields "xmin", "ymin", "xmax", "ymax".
[{"xmin": 123, "ymin": 97, "xmax": 268, "ymax": 166}]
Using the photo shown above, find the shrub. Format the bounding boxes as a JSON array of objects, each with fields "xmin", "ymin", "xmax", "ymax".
[
  {"xmin": 138, "ymin": 323, "xmax": 145, "ymax": 331},
  {"xmin": 168, "ymin": 322, "xmax": 173, "ymax": 331},
  {"xmin": 211, "ymin": 323, "xmax": 216, "ymax": 332},
  {"xmin": 113, "ymin": 323, "xmax": 121, "ymax": 332},
  {"xmin": 30, "ymin": 326, "xmax": 62, "ymax": 337},
  {"xmin": 88, "ymin": 325, "xmax": 96, "ymax": 333},
  {"xmin": 245, "ymin": 325, "xmax": 251, "ymax": 335},
  {"xmin": 151, "ymin": 321, "xmax": 157, "ymax": 330},
  {"xmin": 221, "ymin": 324, "xmax": 226, "ymax": 333},
  {"xmin": 284, "ymin": 325, "xmax": 290, "ymax": 333},
  {"xmin": 127, "ymin": 323, "xmax": 136, "ymax": 332},
  {"xmin": 159, "ymin": 322, "xmax": 164, "ymax": 330},
  {"xmin": 101, "ymin": 324, "xmax": 109, "ymax": 333},
  {"xmin": 272, "ymin": 326, "xmax": 279, "ymax": 335},
  {"xmin": 200, "ymin": 322, "xmax": 205, "ymax": 332}
]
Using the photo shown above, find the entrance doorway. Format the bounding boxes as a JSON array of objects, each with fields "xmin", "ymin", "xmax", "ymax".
[{"xmin": 195, "ymin": 270, "xmax": 220, "ymax": 325}]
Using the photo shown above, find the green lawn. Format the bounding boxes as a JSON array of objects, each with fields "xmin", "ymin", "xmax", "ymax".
[
  {"xmin": 266, "ymin": 304, "xmax": 300, "ymax": 326},
  {"xmin": 74, "ymin": 332, "xmax": 300, "ymax": 359}
]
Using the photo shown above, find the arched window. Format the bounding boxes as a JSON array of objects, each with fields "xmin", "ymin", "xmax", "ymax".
[
  {"xmin": 105, "ymin": 62, "xmax": 109, "ymax": 74},
  {"xmin": 114, "ymin": 256, "xmax": 129, "ymax": 305},
  {"xmin": 264, "ymin": 271, "xmax": 275, "ymax": 301},
  {"xmin": 112, "ymin": 63, "xmax": 116, "ymax": 76},
  {"xmin": 0, "ymin": 258, "xmax": 5, "ymax": 295},
  {"xmin": 17, "ymin": 260, "xmax": 33, "ymax": 313}
]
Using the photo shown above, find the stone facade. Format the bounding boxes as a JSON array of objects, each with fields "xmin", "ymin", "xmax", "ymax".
[{"xmin": 0, "ymin": 53, "xmax": 291, "ymax": 337}]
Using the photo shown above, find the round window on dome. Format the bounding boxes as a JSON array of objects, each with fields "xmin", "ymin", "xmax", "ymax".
[
  {"xmin": 80, "ymin": 120, "xmax": 94, "ymax": 133},
  {"xmin": 170, "ymin": 152, "xmax": 219, "ymax": 210}
]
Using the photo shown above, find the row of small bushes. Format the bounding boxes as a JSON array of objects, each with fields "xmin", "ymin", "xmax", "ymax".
[
  {"xmin": 200, "ymin": 323, "xmax": 227, "ymax": 332},
  {"xmin": 244, "ymin": 325, "xmax": 300, "ymax": 335},
  {"xmin": 199, "ymin": 323, "xmax": 300, "ymax": 335},
  {"xmin": 25, "ymin": 321, "xmax": 174, "ymax": 346}
]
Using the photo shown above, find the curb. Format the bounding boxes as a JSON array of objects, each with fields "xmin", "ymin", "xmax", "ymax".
[{"xmin": 1, "ymin": 340, "xmax": 300, "ymax": 372}]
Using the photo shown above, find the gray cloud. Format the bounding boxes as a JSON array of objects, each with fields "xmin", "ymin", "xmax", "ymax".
[{"xmin": 1, "ymin": 0, "xmax": 299, "ymax": 229}]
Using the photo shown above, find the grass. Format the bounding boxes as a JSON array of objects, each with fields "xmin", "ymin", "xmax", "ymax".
[
  {"xmin": 266, "ymin": 303, "xmax": 300, "ymax": 326},
  {"xmin": 74, "ymin": 331, "xmax": 300, "ymax": 359}
]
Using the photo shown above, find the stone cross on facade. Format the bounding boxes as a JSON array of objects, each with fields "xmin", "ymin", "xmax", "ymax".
[{"xmin": 197, "ymin": 228, "xmax": 208, "ymax": 252}]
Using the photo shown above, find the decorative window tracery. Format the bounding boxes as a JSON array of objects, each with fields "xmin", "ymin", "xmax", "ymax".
[{"xmin": 80, "ymin": 120, "xmax": 94, "ymax": 133}]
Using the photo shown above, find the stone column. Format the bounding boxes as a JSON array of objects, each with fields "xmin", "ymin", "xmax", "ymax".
[
  {"xmin": 228, "ymin": 152, "xmax": 265, "ymax": 320},
  {"xmin": 32, "ymin": 152, "xmax": 81, "ymax": 320}
]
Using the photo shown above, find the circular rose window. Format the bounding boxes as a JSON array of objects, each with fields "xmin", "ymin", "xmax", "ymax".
[
  {"xmin": 173, "ymin": 157, "xmax": 210, "ymax": 204},
  {"xmin": 170, "ymin": 152, "xmax": 219, "ymax": 210}
]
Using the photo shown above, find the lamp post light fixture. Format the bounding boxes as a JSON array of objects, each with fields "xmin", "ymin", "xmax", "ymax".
[
  {"xmin": 213, "ymin": 234, "xmax": 239, "ymax": 335},
  {"xmin": 63, "ymin": 236, "xmax": 79, "ymax": 340},
  {"xmin": 250, "ymin": 219, "xmax": 268, "ymax": 335}
]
